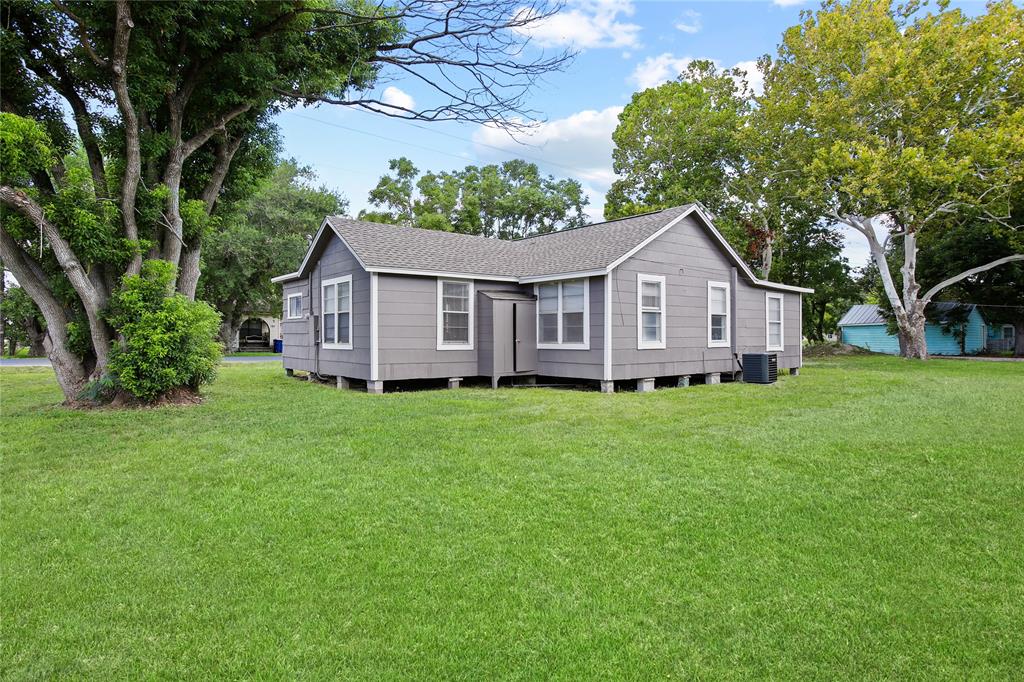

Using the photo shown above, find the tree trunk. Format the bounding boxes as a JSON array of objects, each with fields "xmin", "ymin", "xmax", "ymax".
[
  {"xmin": 178, "ymin": 246, "xmax": 202, "ymax": 300},
  {"xmin": 902, "ymin": 310, "xmax": 929, "ymax": 359},
  {"xmin": 760, "ymin": 237, "xmax": 773, "ymax": 280},
  {"xmin": 111, "ymin": 0, "xmax": 143, "ymax": 276},
  {"xmin": 218, "ymin": 302, "xmax": 242, "ymax": 352},
  {"xmin": 26, "ymin": 318, "xmax": 46, "ymax": 357},
  {"xmin": 220, "ymin": 317, "xmax": 242, "ymax": 352},
  {"xmin": 0, "ymin": 224, "xmax": 89, "ymax": 399},
  {"xmin": 844, "ymin": 215, "xmax": 930, "ymax": 359},
  {"xmin": 0, "ymin": 259, "xmax": 5, "ymax": 357},
  {"xmin": 1015, "ymin": 320, "xmax": 1024, "ymax": 357},
  {"xmin": 177, "ymin": 135, "xmax": 243, "ymax": 301}
]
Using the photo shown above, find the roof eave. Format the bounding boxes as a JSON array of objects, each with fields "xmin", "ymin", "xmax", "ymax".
[{"xmin": 754, "ymin": 280, "xmax": 815, "ymax": 294}]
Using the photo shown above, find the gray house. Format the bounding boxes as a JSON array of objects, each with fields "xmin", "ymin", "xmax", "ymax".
[{"xmin": 273, "ymin": 204, "xmax": 812, "ymax": 393}]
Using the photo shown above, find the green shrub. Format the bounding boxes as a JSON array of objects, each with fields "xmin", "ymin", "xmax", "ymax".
[{"xmin": 107, "ymin": 260, "xmax": 222, "ymax": 402}]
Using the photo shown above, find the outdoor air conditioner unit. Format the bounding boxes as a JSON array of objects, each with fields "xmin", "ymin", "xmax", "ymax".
[{"xmin": 742, "ymin": 353, "xmax": 778, "ymax": 384}]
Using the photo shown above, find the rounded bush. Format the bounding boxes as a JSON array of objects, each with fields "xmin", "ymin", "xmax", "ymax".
[{"xmin": 107, "ymin": 260, "xmax": 222, "ymax": 402}]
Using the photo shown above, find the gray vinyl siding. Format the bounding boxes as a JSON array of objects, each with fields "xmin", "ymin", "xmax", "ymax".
[
  {"xmin": 610, "ymin": 214, "xmax": 802, "ymax": 380},
  {"xmin": 376, "ymin": 275, "xmax": 521, "ymax": 381},
  {"xmin": 280, "ymin": 233, "xmax": 371, "ymax": 379},
  {"xmin": 535, "ymin": 276, "xmax": 605, "ymax": 381},
  {"xmin": 281, "ymin": 279, "xmax": 312, "ymax": 370},
  {"xmin": 281, "ymin": 213, "xmax": 802, "ymax": 385}
]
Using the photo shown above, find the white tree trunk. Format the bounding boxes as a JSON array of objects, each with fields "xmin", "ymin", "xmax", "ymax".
[
  {"xmin": 842, "ymin": 213, "xmax": 1023, "ymax": 360},
  {"xmin": 841, "ymin": 214, "xmax": 928, "ymax": 358}
]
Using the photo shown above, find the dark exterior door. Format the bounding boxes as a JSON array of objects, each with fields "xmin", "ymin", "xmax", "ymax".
[{"xmin": 513, "ymin": 301, "xmax": 537, "ymax": 373}]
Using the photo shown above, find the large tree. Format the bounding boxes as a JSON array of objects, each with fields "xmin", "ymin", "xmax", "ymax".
[
  {"xmin": 0, "ymin": 0, "xmax": 570, "ymax": 402},
  {"xmin": 201, "ymin": 159, "xmax": 345, "ymax": 350},
  {"xmin": 759, "ymin": 0, "xmax": 1024, "ymax": 359},
  {"xmin": 361, "ymin": 157, "xmax": 589, "ymax": 239},
  {"xmin": 606, "ymin": 59, "xmax": 795, "ymax": 276},
  {"xmin": 771, "ymin": 219, "xmax": 861, "ymax": 342}
]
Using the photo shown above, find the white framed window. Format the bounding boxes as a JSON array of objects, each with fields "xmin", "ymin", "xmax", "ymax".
[
  {"xmin": 535, "ymin": 278, "xmax": 590, "ymax": 350},
  {"xmin": 321, "ymin": 275, "xmax": 352, "ymax": 350},
  {"xmin": 437, "ymin": 279, "xmax": 474, "ymax": 350},
  {"xmin": 636, "ymin": 274, "xmax": 666, "ymax": 350},
  {"xmin": 766, "ymin": 292, "xmax": 784, "ymax": 351},
  {"xmin": 286, "ymin": 293, "xmax": 303, "ymax": 319},
  {"xmin": 708, "ymin": 281, "xmax": 730, "ymax": 348}
]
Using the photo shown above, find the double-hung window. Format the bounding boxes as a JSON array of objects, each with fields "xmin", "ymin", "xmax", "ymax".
[
  {"xmin": 536, "ymin": 278, "xmax": 589, "ymax": 349},
  {"xmin": 766, "ymin": 293, "xmax": 784, "ymax": 351},
  {"xmin": 286, "ymin": 293, "xmax": 303, "ymax": 319},
  {"xmin": 437, "ymin": 279, "xmax": 474, "ymax": 350},
  {"xmin": 636, "ymin": 274, "xmax": 666, "ymax": 350},
  {"xmin": 708, "ymin": 281, "xmax": 730, "ymax": 348},
  {"xmin": 321, "ymin": 275, "xmax": 352, "ymax": 349}
]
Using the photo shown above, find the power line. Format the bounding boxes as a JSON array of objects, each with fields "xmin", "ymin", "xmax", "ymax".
[
  {"xmin": 347, "ymin": 107, "xmax": 600, "ymax": 177},
  {"xmin": 289, "ymin": 112, "xmax": 476, "ymax": 166},
  {"xmin": 288, "ymin": 110, "xmax": 603, "ymax": 180}
]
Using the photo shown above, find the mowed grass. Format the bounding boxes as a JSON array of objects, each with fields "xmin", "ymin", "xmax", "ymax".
[{"xmin": 2, "ymin": 358, "xmax": 1023, "ymax": 679}]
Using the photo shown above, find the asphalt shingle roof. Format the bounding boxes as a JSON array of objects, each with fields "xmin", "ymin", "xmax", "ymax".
[{"xmin": 325, "ymin": 205, "xmax": 694, "ymax": 279}]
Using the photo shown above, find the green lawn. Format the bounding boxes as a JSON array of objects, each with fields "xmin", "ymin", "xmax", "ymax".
[{"xmin": 2, "ymin": 357, "xmax": 1023, "ymax": 679}]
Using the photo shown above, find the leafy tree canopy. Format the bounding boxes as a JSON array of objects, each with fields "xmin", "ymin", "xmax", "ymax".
[
  {"xmin": 199, "ymin": 159, "xmax": 345, "ymax": 348},
  {"xmin": 605, "ymin": 59, "xmax": 802, "ymax": 277},
  {"xmin": 0, "ymin": 0, "xmax": 570, "ymax": 402},
  {"xmin": 758, "ymin": 0, "xmax": 1024, "ymax": 357},
  {"xmin": 361, "ymin": 157, "xmax": 589, "ymax": 239}
]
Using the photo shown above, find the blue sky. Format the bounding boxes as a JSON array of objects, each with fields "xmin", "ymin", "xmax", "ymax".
[{"xmin": 273, "ymin": 0, "xmax": 984, "ymax": 269}]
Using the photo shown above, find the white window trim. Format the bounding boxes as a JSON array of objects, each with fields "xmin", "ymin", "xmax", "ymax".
[
  {"xmin": 766, "ymin": 292, "xmax": 785, "ymax": 352},
  {"xmin": 436, "ymin": 278, "xmax": 474, "ymax": 351},
  {"xmin": 707, "ymin": 281, "xmax": 731, "ymax": 348},
  {"xmin": 636, "ymin": 273, "xmax": 666, "ymax": 350},
  {"xmin": 286, "ymin": 293, "xmax": 303, "ymax": 320},
  {"xmin": 535, "ymin": 278, "xmax": 590, "ymax": 350},
  {"xmin": 321, "ymin": 274, "xmax": 353, "ymax": 350}
]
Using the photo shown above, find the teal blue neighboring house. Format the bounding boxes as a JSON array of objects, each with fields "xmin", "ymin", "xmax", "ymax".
[
  {"xmin": 838, "ymin": 303, "xmax": 989, "ymax": 355},
  {"xmin": 986, "ymin": 321, "xmax": 1018, "ymax": 352}
]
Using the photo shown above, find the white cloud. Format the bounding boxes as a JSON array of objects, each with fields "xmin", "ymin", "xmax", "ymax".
[
  {"xmin": 675, "ymin": 10, "xmax": 702, "ymax": 34},
  {"xmin": 629, "ymin": 53, "xmax": 696, "ymax": 90},
  {"xmin": 512, "ymin": 0, "xmax": 641, "ymax": 50},
  {"xmin": 629, "ymin": 54, "xmax": 765, "ymax": 95},
  {"xmin": 472, "ymin": 106, "xmax": 624, "ymax": 221},
  {"xmin": 731, "ymin": 59, "xmax": 765, "ymax": 96},
  {"xmin": 380, "ymin": 86, "xmax": 415, "ymax": 111}
]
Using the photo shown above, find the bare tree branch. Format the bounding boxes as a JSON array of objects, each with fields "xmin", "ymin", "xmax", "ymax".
[
  {"xmin": 921, "ymin": 254, "xmax": 1024, "ymax": 303},
  {"xmin": 50, "ymin": 0, "xmax": 108, "ymax": 69},
  {"xmin": 278, "ymin": 0, "xmax": 574, "ymax": 129},
  {"xmin": 182, "ymin": 104, "xmax": 253, "ymax": 158}
]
